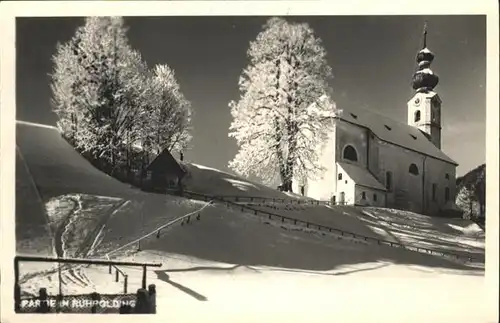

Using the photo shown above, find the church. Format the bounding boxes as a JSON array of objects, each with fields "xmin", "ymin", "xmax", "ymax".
[{"xmin": 296, "ymin": 26, "xmax": 458, "ymax": 217}]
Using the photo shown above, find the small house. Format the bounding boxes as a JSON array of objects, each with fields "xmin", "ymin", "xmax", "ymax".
[{"xmin": 144, "ymin": 148, "xmax": 186, "ymax": 194}]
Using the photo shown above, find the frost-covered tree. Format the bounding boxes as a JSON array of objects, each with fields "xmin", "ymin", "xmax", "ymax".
[
  {"xmin": 456, "ymin": 185, "xmax": 479, "ymax": 220},
  {"xmin": 456, "ymin": 163, "xmax": 486, "ymax": 222},
  {"xmin": 141, "ymin": 64, "xmax": 192, "ymax": 158},
  {"xmin": 50, "ymin": 17, "xmax": 148, "ymax": 173},
  {"xmin": 229, "ymin": 17, "xmax": 334, "ymax": 191}
]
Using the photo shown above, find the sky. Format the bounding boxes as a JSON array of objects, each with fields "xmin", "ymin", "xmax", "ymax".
[{"xmin": 16, "ymin": 15, "xmax": 486, "ymax": 176}]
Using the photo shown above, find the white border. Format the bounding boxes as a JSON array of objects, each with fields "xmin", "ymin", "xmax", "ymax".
[{"xmin": 1, "ymin": 1, "xmax": 498, "ymax": 323}]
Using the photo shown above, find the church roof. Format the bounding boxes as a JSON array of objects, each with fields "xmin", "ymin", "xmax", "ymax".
[
  {"xmin": 335, "ymin": 104, "xmax": 458, "ymax": 166},
  {"xmin": 338, "ymin": 162, "xmax": 386, "ymax": 191}
]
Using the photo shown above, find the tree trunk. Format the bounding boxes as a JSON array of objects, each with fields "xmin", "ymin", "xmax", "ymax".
[{"xmin": 282, "ymin": 179, "xmax": 293, "ymax": 192}]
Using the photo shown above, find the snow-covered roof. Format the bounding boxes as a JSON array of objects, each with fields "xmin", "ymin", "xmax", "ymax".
[
  {"xmin": 419, "ymin": 47, "xmax": 433, "ymax": 54},
  {"xmin": 338, "ymin": 162, "xmax": 386, "ymax": 191},
  {"xmin": 336, "ymin": 104, "xmax": 458, "ymax": 166}
]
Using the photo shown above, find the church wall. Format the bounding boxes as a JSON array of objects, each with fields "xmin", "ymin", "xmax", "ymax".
[
  {"xmin": 354, "ymin": 185, "xmax": 386, "ymax": 207},
  {"xmin": 300, "ymin": 117, "xmax": 456, "ymax": 215},
  {"xmin": 422, "ymin": 157, "xmax": 457, "ymax": 216},
  {"xmin": 335, "ymin": 120, "xmax": 368, "ymax": 166},
  {"xmin": 367, "ymin": 131, "xmax": 380, "ymax": 175},
  {"xmin": 376, "ymin": 141, "xmax": 425, "ymax": 214},
  {"xmin": 336, "ymin": 163, "xmax": 356, "ymax": 204},
  {"xmin": 298, "ymin": 127, "xmax": 336, "ymax": 200}
]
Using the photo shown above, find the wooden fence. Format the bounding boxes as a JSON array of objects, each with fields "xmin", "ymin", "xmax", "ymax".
[
  {"xmin": 14, "ymin": 255, "xmax": 161, "ymax": 314},
  {"xmin": 182, "ymin": 190, "xmax": 476, "ymax": 263}
]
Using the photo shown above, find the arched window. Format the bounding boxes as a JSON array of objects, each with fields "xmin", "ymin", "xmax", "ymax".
[
  {"xmin": 343, "ymin": 145, "xmax": 358, "ymax": 162},
  {"xmin": 409, "ymin": 163, "xmax": 419, "ymax": 175},
  {"xmin": 414, "ymin": 110, "xmax": 421, "ymax": 122}
]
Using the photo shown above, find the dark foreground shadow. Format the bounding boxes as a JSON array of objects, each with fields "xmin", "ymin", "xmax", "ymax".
[{"xmin": 154, "ymin": 270, "xmax": 208, "ymax": 301}]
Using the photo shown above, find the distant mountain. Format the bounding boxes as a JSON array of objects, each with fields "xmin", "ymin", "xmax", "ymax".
[{"xmin": 455, "ymin": 163, "xmax": 486, "ymax": 227}]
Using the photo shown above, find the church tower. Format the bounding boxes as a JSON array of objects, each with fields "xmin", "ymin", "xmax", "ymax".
[{"xmin": 407, "ymin": 23, "xmax": 442, "ymax": 149}]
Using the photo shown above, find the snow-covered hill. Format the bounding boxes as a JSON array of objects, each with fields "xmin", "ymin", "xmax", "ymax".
[{"xmin": 15, "ymin": 121, "xmax": 488, "ymax": 322}]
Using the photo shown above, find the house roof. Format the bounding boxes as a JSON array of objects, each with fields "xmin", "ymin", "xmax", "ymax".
[
  {"xmin": 146, "ymin": 148, "xmax": 185, "ymax": 176},
  {"xmin": 338, "ymin": 162, "xmax": 386, "ymax": 191},
  {"xmin": 329, "ymin": 99, "xmax": 458, "ymax": 166}
]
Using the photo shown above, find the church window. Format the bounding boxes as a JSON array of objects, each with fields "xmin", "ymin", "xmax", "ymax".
[
  {"xmin": 432, "ymin": 184, "xmax": 437, "ymax": 201},
  {"xmin": 384, "ymin": 125, "xmax": 392, "ymax": 131},
  {"xmin": 409, "ymin": 163, "xmax": 419, "ymax": 176},
  {"xmin": 445, "ymin": 187, "xmax": 450, "ymax": 202},
  {"xmin": 373, "ymin": 193, "xmax": 377, "ymax": 201},
  {"xmin": 445, "ymin": 173, "xmax": 450, "ymax": 180},
  {"xmin": 361, "ymin": 192, "xmax": 366, "ymax": 199},
  {"xmin": 338, "ymin": 173, "xmax": 343, "ymax": 180},
  {"xmin": 350, "ymin": 113, "xmax": 358, "ymax": 119},
  {"xmin": 343, "ymin": 145, "xmax": 358, "ymax": 162},
  {"xmin": 386, "ymin": 171, "xmax": 392, "ymax": 190},
  {"xmin": 414, "ymin": 110, "xmax": 421, "ymax": 122}
]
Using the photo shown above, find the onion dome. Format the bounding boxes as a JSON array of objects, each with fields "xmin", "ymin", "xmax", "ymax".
[{"xmin": 411, "ymin": 22, "xmax": 439, "ymax": 92}]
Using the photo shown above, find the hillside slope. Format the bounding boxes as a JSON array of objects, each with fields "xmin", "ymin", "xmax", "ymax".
[{"xmin": 15, "ymin": 121, "xmax": 488, "ymax": 322}]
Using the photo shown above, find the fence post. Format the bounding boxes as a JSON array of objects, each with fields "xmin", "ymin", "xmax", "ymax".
[
  {"xmin": 14, "ymin": 257, "xmax": 20, "ymax": 312},
  {"xmin": 55, "ymin": 293, "xmax": 63, "ymax": 313},
  {"xmin": 115, "ymin": 268, "xmax": 119, "ymax": 282},
  {"xmin": 14, "ymin": 283, "xmax": 21, "ymax": 313},
  {"xmin": 142, "ymin": 265, "xmax": 147, "ymax": 289},
  {"xmin": 124, "ymin": 275, "xmax": 128, "ymax": 294},
  {"xmin": 134, "ymin": 289, "xmax": 150, "ymax": 314},
  {"xmin": 38, "ymin": 288, "xmax": 50, "ymax": 313},
  {"xmin": 148, "ymin": 284, "xmax": 156, "ymax": 314},
  {"xmin": 90, "ymin": 292, "xmax": 100, "ymax": 314}
]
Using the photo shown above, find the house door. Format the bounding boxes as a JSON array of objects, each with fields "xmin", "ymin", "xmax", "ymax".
[{"xmin": 339, "ymin": 192, "xmax": 345, "ymax": 205}]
